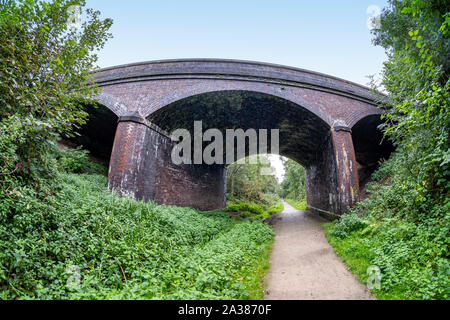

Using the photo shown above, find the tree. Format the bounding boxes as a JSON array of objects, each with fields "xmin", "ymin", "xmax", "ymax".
[
  {"xmin": 226, "ymin": 155, "xmax": 280, "ymax": 205},
  {"xmin": 371, "ymin": 0, "xmax": 449, "ymax": 209},
  {"xmin": 281, "ymin": 159, "xmax": 306, "ymax": 201},
  {"xmin": 327, "ymin": 2, "xmax": 450, "ymax": 300},
  {"xmin": 0, "ymin": 0, "xmax": 112, "ymax": 186}
]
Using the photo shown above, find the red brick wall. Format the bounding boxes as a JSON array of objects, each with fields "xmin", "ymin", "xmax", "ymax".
[{"xmin": 108, "ymin": 120, "xmax": 226, "ymax": 211}]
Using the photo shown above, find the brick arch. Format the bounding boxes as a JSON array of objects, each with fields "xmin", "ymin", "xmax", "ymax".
[
  {"xmin": 146, "ymin": 89, "xmax": 331, "ymax": 167},
  {"xmin": 140, "ymin": 82, "xmax": 333, "ymax": 126},
  {"xmin": 62, "ymin": 101, "xmax": 119, "ymax": 162},
  {"xmin": 95, "ymin": 91, "xmax": 130, "ymax": 116},
  {"xmin": 93, "ymin": 59, "xmax": 385, "ymax": 128},
  {"xmin": 86, "ymin": 59, "xmax": 390, "ymax": 218}
]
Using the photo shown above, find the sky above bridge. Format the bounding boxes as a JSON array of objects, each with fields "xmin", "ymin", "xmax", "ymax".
[
  {"xmin": 85, "ymin": 0, "xmax": 390, "ymax": 181},
  {"xmin": 86, "ymin": 0, "xmax": 389, "ymax": 87}
]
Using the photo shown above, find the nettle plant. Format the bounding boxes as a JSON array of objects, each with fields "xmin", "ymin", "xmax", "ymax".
[{"xmin": 0, "ymin": 0, "xmax": 112, "ymax": 185}]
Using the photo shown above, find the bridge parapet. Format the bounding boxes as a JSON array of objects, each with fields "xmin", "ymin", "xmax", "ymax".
[{"xmin": 93, "ymin": 59, "xmax": 383, "ymax": 105}]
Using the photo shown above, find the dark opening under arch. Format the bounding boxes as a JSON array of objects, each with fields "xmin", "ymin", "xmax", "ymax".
[
  {"xmin": 147, "ymin": 90, "xmax": 331, "ymax": 166},
  {"xmin": 65, "ymin": 103, "xmax": 118, "ymax": 163}
]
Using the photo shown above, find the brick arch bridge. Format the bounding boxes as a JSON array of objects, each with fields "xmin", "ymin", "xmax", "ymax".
[{"xmin": 76, "ymin": 59, "xmax": 392, "ymax": 219}]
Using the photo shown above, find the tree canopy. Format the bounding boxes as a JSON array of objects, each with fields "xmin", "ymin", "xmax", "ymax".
[
  {"xmin": 0, "ymin": 0, "xmax": 112, "ymax": 185},
  {"xmin": 327, "ymin": 0, "xmax": 449, "ymax": 300},
  {"xmin": 226, "ymin": 155, "xmax": 280, "ymax": 207},
  {"xmin": 280, "ymin": 159, "xmax": 306, "ymax": 201},
  {"xmin": 372, "ymin": 0, "xmax": 449, "ymax": 206}
]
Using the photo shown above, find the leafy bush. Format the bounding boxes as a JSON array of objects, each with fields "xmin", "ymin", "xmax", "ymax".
[
  {"xmin": 260, "ymin": 193, "xmax": 283, "ymax": 209},
  {"xmin": 226, "ymin": 155, "xmax": 281, "ymax": 206},
  {"xmin": 57, "ymin": 146, "xmax": 107, "ymax": 175},
  {"xmin": 226, "ymin": 200, "xmax": 284, "ymax": 220},
  {"xmin": 0, "ymin": 172, "xmax": 274, "ymax": 299},
  {"xmin": 0, "ymin": 0, "xmax": 112, "ymax": 184},
  {"xmin": 281, "ymin": 160, "xmax": 307, "ymax": 211},
  {"xmin": 266, "ymin": 202, "xmax": 284, "ymax": 216},
  {"xmin": 226, "ymin": 203, "xmax": 265, "ymax": 216},
  {"xmin": 325, "ymin": 151, "xmax": 450, "ymax": 300},
  {"xmin": 324, "ymin": 0, "xmax": 450, "ymax": 300},
  {"xmin": 331, "ymin": 213, "xmax": 368, "ymax": 239}
]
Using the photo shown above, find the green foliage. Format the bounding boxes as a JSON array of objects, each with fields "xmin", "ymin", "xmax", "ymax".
[
  {"xmin": 226, "ymin": 200, "xmax": 284, "ymax": 220},
  {"xmin": 285, "ymin": 199, "xmax": 307, "ymax": 211},
  {"xmin": 324, "ymin": 0, "xmax": 450, "ymax": 300},
  {"xmin": 325, "ymin": 151, "xmax": 450, "ymax": 300},
  {"xmin": 0, "ymin": 0, "xmax": 112, "ymax": 186},
  {"xmin": 235, "ymin": 239, "xmax": 273, "ymax": 300},
  {"xmin": 226, "ymin": 155, "xmax": 283, "ymax": 219},
  {"xmin": 0, "ymin": 171, "xmax": 274, "ymax": 299},
  {"xmin": 265, "ymin": 202, "xmax": 284, "ymax": 216},
  {"xmin": 373, "ymin": 0, "xmax": 449, "ymax": 88},
  {"xmin": 227, "ymin": 155, "xmax": 281, "ymax": 206},
  {"xmin": 331, "ymin": 213, "xmax": 367, "ymax": 239},
  {"xmin": 0, "ymin": 3, "xmax": 115, "ymax": 299},
  {"xmin": 57, "ymin": 146, "xmax": 107, "ymax": 175},
  {"xmin": 326, "ymin": 213, "xmax": 449, "ymax": 299},
  {"xmin": 372, "ymin": 0, "xmax": 449, "ymax": 197},
  {"xmin": 227, "ymin": 203, "xmax": 265, "ymax": 216},
  {"xmin": 281, "ymin": 159, "xmax": 306, "ymax": 202}
]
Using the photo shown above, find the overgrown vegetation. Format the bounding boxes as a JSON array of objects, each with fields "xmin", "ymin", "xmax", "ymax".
[
  {"xmin": 226, "ymin": 201, "xmax": 284, "ymax": 220},
  {"xmin": 324, "ymin": 153, "xmax": 449, "ymax": 299},
  {"xmin": 0, "ymin": 1, "xmax": 274, "ymax": 300},
  {"xmin": 0, "ymin": 0, "xmax": 112, "ymax": 186},
  {"xmin": 57, "ymin": 146, "xmax": 107, "ymax": 175},
  {"xmin": 226, "ymin": 155, "xmax": 283, "ymax": 219},
  {"xmin": 325, "ymin": 0, "xmax": 449, "ymax": 300},
  {"xmin": 281, "ymin": 159, "xmax": 306, "ymax": 210},
  {"xmin": 0, "ymin": 148, "xmax": 274, "ymax": 299}
]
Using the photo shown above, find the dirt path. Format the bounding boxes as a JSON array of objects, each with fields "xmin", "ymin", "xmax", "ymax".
[{"xmin": 264, "ymin": 201, "xmax": 373, "ymax": 300}]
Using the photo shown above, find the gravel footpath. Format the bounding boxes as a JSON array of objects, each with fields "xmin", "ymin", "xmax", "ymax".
[{"xmin": 264, "ymin": 201, "xmax": 373, "ymax": 300}]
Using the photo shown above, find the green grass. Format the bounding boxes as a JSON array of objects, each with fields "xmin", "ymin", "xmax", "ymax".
[
  {"xmin": 323, "ymin": 222, "xmax": 407, "ymax": 300},
  {"xmin": 322, "ymin": 223, "xmax": 382, "ymax": 299},
  {"xmin": 285, "ymin": 199, "xmax": 306, "ymax": 210},
  {"xmin": 0, "ymin": 172, "xmax": 275, "ymax": 300},
  {"xmin": 226, "ymin": 201, "xmax": 284, "ymax": 220},
  {"xmin": 265, "ymin": 202, "xmax": 284, "ymax": 217},
  {"xmin": 322, "ymin": 216, "xmax": 449, "ymax": 300},
  {"xmin": 236, "ymin": 238, "xmax": 274, "ymax": 299}
]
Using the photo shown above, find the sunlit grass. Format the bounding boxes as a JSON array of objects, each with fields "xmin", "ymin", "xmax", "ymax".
[{"xmin": 284, "ymin": 199, "xmax": 306, "ymax": 210}]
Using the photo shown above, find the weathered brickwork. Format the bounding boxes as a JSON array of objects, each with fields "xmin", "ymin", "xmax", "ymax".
[
  {"xmin": 305, "ymin": 134, "xmax": 339, "ymax": 218},
  {"xmin": 108, "ymin": 119, "xmax": 226, "ymax": 211},
  {"xmin": 331, "ymin": 128, "xmax": 360, "ymax": 213},
  {"xmin": 87, "ymin": 59, "xmax": 392, "ymax": 219}
]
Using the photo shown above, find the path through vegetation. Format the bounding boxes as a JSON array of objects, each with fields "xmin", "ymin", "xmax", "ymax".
[{"xmin": 264, "ymin": 201, "xmax": 373, "ymax": 300}]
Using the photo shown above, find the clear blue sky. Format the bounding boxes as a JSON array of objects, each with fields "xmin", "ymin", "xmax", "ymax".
[{"xmin": 85, "ymin": 0, "xmax": 389, "ymax": 86}]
